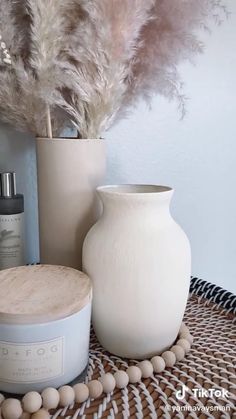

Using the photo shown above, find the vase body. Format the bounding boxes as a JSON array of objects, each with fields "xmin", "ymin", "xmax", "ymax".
[
  {"xmin": 83, "ymin": 185, "xmax": 191, "ymax": 359},
  {"xmin": 36, "ymin": 138, "xmax": 106, "ymax": 270}
]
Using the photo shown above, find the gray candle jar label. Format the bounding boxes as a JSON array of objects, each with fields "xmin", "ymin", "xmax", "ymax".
[{"xmin": 0, "ymin": 337, "xmax": 64, "ymax": 383}]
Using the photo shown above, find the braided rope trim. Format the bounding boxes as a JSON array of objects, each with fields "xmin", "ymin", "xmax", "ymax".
[{"xmin": 190, "ymin": 277, "xmax": 236, "ymax": 315}]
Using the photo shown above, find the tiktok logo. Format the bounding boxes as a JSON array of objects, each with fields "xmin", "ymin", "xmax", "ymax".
[
  {"xmin": 176, "ymin": 385, "xmax": 229, "ymax": 400},
  {"xmin": 176, "ymin": 385, "xmax": 188, "ymax": 400}
]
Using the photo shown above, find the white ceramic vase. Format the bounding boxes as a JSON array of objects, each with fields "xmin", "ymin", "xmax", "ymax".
[
  {"xmin": 83, "ymin": 185, "xmax": 191, "ymax": 359},
  {"xmin": 36, "ymin": 138, "xmax": 106, "ymax": 270}
]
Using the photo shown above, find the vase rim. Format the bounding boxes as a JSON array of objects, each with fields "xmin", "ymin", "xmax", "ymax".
[
  {"xmin": 97, "ymin": 184, "xmax": 173, "ymax": 196},
  {"xmin": 36, "ymin": 137, "xmax": 104, "ymax": 142}
]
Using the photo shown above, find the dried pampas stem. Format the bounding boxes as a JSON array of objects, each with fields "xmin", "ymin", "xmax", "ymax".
[
  {"xmin": 46, "ymin": 105, "xmax": 52, "ymax": 139},
  {"xmin": 0, "ymin": 0, "xmax": 228, "ymax": 138}
]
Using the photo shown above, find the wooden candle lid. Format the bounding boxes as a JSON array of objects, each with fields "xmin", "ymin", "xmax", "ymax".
[{"xmin": 0, "ymin": 265, "xmax": 92, "ymax": 324}]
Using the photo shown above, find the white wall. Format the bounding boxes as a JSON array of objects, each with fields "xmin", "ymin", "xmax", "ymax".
[{"xmin": 0, "ymin": 0, "xmax": 235, "ymax": 292}]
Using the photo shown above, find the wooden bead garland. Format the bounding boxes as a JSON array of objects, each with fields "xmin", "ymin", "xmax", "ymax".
[
  {"xmin": 41, "ymin": 388, "xmax": 59, "ymax": 410},
  {"xmin": 180, "ymin": 332, "xmax": 194, "ymax": 345},
  {"xmin": 126, "ymin": 366, "xmax": 142, "ymax": 383},
  {"xmin": 171, "ymin": 344, "xmax": 185, "ymax": 361},
  {"xmin": 22, "ymin": 392, "xmax": 42, "ymax": 414},
  {"xmin": 161, "ymin": 351, "xmax": 176, "ymax": 367},
  {"xmin": 31, "ymin": 410, "xmax": 50, "ymax": 419},
  {"xmin": 0, "ymin": 322, "xmax": 193, "ymax": 418},
  {"xmin": 177, "ymin": 338, "xmax": 191, "ymax": 352},
  {"xmin": 20, "ymin": 414, "xmax": 31, "ymax": 419},
  {"xmin": 1, "ymin": 399, "xmax": 23, "ymax": 419},
  {"xmin": 98, "ymin": 373, "xmax": 116, "ymax": 393},
  {"xmin": 138, "ymin": 360, "xmax": 154, "ymax": 378},
  {"xmin": 87, "ymin": 380, "xmax": 103, "ymax": 399},
  {"xmin": 73, "ymin": 383, "xmax": 89, "ymax": 403},
  {"xmin": 58, "ymin": 386, "xmax": 75, "ymax": 407},
  {"xmin": 151, "ymin": 356, "xmax": 165, "ymax": 373},
  {"xmin": 114, "ymin": 371, "xmax": 129, "ymax": 389},
  {"xmin": 179, "ymin": 322, "xmax": 189, "ymax": 335}
]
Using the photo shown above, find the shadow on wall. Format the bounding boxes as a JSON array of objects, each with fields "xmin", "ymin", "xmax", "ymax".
[{"xmin": 0, "ymin": 123, "xmax": 39, "ymax": 263}]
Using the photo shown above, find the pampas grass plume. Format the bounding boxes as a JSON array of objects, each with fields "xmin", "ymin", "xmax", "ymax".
[{"xmin": 0, "ymin": 0, "xmax": 227, "ymax": 138}]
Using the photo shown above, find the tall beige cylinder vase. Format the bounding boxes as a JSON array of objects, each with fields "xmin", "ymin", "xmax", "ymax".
[{"xmin": 36, "ymin": 138, "xmax": 106, "ymax": 269}]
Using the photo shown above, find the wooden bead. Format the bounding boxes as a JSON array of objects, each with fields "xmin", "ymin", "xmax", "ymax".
[
  {"xmin": 0, "ymin": 394, "xmax": 4, "ymax": 405},
  {"xmin": 58, "ymin": 385, "xmax": 75, "ymax": 407},
  {"xmin": 180, "ymin": 332, "xmax": 194, "ymax": 345},
  {"xmin": 31, "ymin": 410, "xmax": 50, "ymax": 419},
  {"xmin": 22, "ymin": 392, "xmax": 42, "ymax": 414},
  {"xmin": 1, "ymin": 399, "xmax": 23, "ymax": 419},
  {"xmin": 99, "ymin": 373, "xmax": 116, "ymax": 393},
  {"xmin": 20, "ymin": 414, "xmax": 31, "ymax": 419},
  {"xmin": 87, "ymin": 380, "xmax": 103, "ymax": 399},
  {"xmin": 114, "ymin": 370, "xmax": 129, "ymax": 389},
  {"xmin": 179, "ymin": 322, "xmax": 189, "ymax": 335},
  {"xmin": 126, "ymin": 366, "xmax": 142, "ymax": 384},
  {"xmin": 138, "ymin": 360, "xmax": 154, "ymax": 378},
  {"xmin": 41, "ymin": 387, "xmax": 60, "ymax": 410},
  {"xmin": 151, "ymin": 356, "xmax": 166, "ymax": 373},
  {"xmin": 171, "ymin": 345, "xmax": 185, "ymax": 361},
  {"xmin": 73, "ymin": 383, "xmax": 89, "ymax": 403},
  {"xmin": 162, "ymin": 351, "xmax": 176, "ymax": 367},
  {"xmin": 177, "ymin": 338, "xmax": 191, "ymax": 353}
]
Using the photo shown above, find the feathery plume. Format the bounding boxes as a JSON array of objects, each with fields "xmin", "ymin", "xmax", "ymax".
[
  {"xmin": 0, "ymin": 0, "xmax": 227, "ymax": 138},
  {"xmin": 40, "ymin": 0, "xmax": 156, "ymax": 138},
  {"xmin": 123, "ymin": 0, "xmax": 228, "ymax": 117}
]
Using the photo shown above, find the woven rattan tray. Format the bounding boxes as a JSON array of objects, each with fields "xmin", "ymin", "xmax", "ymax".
[{"xmin": 50, "ymin": 278, "xmax": 236, "ymax": 419}]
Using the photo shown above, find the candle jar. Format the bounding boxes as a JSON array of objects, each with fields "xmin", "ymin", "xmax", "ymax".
[{"xmin": 0, "ymin": 265, "xmax": 92, "ymax": 394}]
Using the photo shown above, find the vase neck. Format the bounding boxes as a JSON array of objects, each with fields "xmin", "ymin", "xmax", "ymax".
[{"xmin": 97, "ymin": 185, "xmax": 173, "ymax": 219}]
